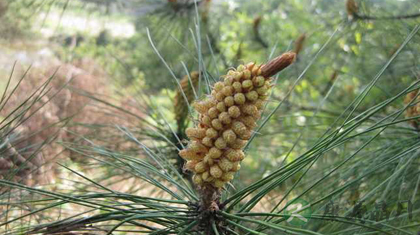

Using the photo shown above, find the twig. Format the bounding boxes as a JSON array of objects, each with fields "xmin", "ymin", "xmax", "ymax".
[{"xmin": 355, "ymin": 12, "xmax": 420, "ymax": 21}]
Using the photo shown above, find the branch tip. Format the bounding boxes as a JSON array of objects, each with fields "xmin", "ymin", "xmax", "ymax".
[{"xmin": 261, "ymin": 52, "xmax": 296, "ymax": 77}]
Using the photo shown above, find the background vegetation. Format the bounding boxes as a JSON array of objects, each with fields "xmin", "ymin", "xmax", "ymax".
[{"xmin": 1, "ymin": 0, "xmax": 420, "ymax": 234}]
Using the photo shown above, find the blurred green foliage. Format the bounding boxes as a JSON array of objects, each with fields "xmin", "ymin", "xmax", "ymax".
[
  {"xmin": 0, "ymin": 0, "xmax": 36, "ymax": 39},
  {"xmin": 1, "ymin": 0, "xmax": 420, "ymax": 234}
]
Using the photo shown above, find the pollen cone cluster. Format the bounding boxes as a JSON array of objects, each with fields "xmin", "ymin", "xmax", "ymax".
[
  {"xmin": 174, "ymin": 71, "xmax": 200, "ymax": 129},
  {"xmin": 179, "ymin": 52, "xmax": 296, "ymax": 189},
  {"xmin": 404, "ymin": 88, "xmax": 420, "ymax": 129}
]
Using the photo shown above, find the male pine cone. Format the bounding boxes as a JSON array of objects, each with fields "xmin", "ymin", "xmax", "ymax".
[{"xmin": 179, "ymin": 52, "xmax": 296, "ymax": 188}]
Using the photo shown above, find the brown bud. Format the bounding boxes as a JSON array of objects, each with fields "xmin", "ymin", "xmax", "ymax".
[
  {"xmin": 346, "ymin": 0, "xmax": 358, "ymax": 17},
  {"xmin": 261, "ymin": 52, "xmax": 296, "ymax": 77},
  {"xmin": 293, "ymin": 33, "xmax": 306, "ymax": 56}
]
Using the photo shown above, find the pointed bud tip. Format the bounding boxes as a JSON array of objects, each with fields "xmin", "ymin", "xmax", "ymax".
[{"xmin": 261, "ymin": 52, "xmax": 296, "ymax": 77}]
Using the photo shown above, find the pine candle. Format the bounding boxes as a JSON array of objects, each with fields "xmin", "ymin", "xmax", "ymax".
[{"xmin": 180, "ymin": 52, "xmax": 296, "ymax": 189}]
